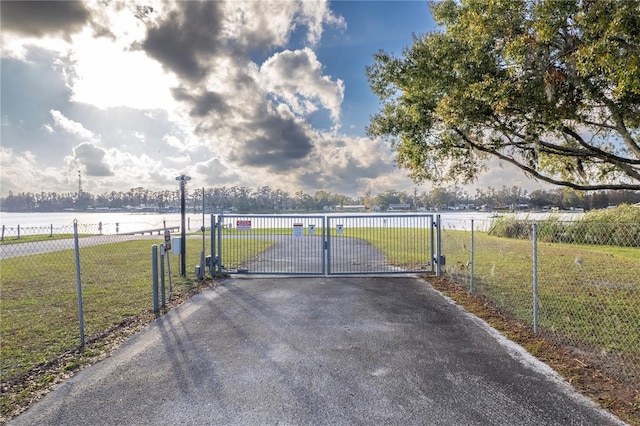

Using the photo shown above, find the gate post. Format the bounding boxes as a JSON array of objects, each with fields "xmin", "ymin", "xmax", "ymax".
[
  {"xmin": 216, "ymin": 214, "xmax": 223, "ymax": 275},
  {"xmin": 436, "ymin": 214, "xmax": 442, "ymax": 276},
  {"xmin": 214, "ymin": 213, "xmax": 218, "ymax": 277}
]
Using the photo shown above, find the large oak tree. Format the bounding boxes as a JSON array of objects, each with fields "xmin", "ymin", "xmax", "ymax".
[{"xmin": 367, "ymin": 0, "xmax": 640, "ymax": 190}]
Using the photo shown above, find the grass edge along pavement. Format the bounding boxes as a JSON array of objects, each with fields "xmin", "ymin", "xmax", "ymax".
[
  {"xmin": 425, "ymin": 275, "xmax": 640, "ymax": 426},
  {"xmin": 0, "ymin": 278, "xmax": 224, "ymax": 424},
  {"xmin": 0, "ymin": 237, "xmax": 274, "ymax": 423}
]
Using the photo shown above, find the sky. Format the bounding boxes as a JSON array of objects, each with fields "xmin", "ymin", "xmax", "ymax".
[{"xmin": 0, "ymin": 0, "xmax": 548, "ymax": 198}]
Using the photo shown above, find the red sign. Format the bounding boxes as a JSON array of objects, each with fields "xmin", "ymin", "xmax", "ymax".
[{"xmin": 236, "ymin": 220, "xmax": 252, "ymax": 231}]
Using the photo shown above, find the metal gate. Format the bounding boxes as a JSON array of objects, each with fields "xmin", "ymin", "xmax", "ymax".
[{"xmin": 211, "ymin": 214, "xmax": 439, "ymax": 276}]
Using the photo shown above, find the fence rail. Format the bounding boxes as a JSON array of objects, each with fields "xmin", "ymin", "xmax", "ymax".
[{"xmin": 441, "ymin": 219, "xmax": 640, "ymax": 388}]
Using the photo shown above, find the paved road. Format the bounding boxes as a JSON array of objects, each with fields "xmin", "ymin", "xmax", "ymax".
[
  {"xmin": 0, "ymin": 235, "xmax": 166, "ymax": 259},
  {"xmin": 10, "ymin": 276, "xmax": 623, "ymax": 425}
]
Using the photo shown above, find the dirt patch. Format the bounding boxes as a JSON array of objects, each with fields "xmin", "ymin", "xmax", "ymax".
[
  {"xmin": 425, "ymin": 275, "xmax": 639, "ymax": 426},
  {"xmin": 0, "ymin": 278, "xmax": 223, "ymax": 424}
]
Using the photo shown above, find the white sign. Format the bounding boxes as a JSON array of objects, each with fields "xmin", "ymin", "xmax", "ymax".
[
  {"xmin": 172, "ymin": 237, "xmax": 181, "ymax": 255},
  {"xmin": 308, "ymin": 224, "xmax": 316, "ymax": 236},
  {"xmin": 293, "ymin": 223, "xmax": 304, "ymax": 238},
  {"xmin": 336, "ymin": 224, "xmax": 344, "ymax": 235},
  {"xmin": 236, "ymin": 220, "xmax": 252, "ymax": 231}
]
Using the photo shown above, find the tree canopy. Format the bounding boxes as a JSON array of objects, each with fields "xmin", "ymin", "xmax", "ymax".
[{"xmin": 367, "ymin": 0, "xmax": 640, "ymax": 190}]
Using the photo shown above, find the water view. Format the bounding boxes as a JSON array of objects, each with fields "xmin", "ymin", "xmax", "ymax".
[{"xmin": 0, "ymin": 211, "xmax": 584, "ymax": 235}]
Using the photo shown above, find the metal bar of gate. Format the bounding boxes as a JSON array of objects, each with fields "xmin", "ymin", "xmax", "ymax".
[
  {"xmin": 326, "ymin": 214, "xmax": 435, "ymax": 275},
  {"xmin": 213, "ymin": 213, "xmax": 435, "ymax": 276},
  {"xmin": 217, "ymin": 215, "xmax": 325, "ymax": 275}
]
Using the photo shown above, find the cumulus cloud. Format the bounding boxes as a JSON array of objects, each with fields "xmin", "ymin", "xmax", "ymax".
[
  {"xmin": 228, "ymin": 113, "xmax": 314, "ymax": 170},
  {"xmin": 49, "ymin": 110, "xmax": 97, "ymax": 142},
  {"xmin": 72, "ymin": 142, "xmax": 113, "ymax": 177},
  {"xmin": 260, "ymin": 48, "xmax": 344, "ymax": 123},
  {"xmin": 0, "ymin": 1, "xmax": 90, "ymax": 40},
  {"xmin": 219, "ymin": 1, "xmax": 344, "ymax": 52},
  {"xmin": 195, "ymin": 157, "xmax": 241, "ymax": 186},
  {"xmin": 0, "ymin": 147, "xmax": 67, "ymax": 194},
  {"xmin": 171, "ymin": 87, "xmax": 229, "ymax": 118},
  {"xmin": 1, "ymin": 0, "xmax": 424, "ymax": 198},
  {"xmin": 141, "ymin": 1, "xmax": 224, "ymax": 83}
]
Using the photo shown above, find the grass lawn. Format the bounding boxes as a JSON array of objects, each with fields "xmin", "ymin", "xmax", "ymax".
[
  {"xmin": 339, "ymin": 227, "xmax": 434, "ymax": 270},
  {"xmin": 0, "ymin": 234, "xmax": 78, "ymax": 245},
  {"xmin": 0, "ymin": 237, "xmax": 275, "ymax": 385},
  {"xmin": 437, "ymin": 229, "xmax": 640, "ymax": 357}
]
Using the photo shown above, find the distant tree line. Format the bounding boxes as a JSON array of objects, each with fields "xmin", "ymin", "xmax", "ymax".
[{"xmin": 0, "ymin": 185, "xmax": 638, "ymax": 213}]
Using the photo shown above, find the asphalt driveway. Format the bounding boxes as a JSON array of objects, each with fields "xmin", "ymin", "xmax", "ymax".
[{"xmin": 10, "ymin": 276, "xmax": 624, "ymax": 425}]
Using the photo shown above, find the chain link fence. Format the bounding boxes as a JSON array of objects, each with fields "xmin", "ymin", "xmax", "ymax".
[
  {"xmin": 440, "ymin": 218, "xmax": 640, "ymax": 388},
  {"xmin": 0, "ymin": 220, "xmax": 209, "ymax": 388}
]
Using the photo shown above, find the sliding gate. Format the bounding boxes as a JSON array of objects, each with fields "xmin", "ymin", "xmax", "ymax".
[{"xmin": 211, "ymin": 214, "xmax": 438, "ymax": 275}]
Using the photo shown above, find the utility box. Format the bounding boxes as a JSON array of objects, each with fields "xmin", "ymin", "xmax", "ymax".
[
  {"xmin": 172, "ymin": 237, "xmax": 181, "ymax": 255},
  {"xmin": 164, "ymin": 229, "xmax": 172, "ymax": 250}
]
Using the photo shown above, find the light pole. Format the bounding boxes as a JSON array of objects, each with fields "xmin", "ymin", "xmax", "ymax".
[{"xmin": 175, "ymin": 174, "xmax": 191, "ymax": 276}]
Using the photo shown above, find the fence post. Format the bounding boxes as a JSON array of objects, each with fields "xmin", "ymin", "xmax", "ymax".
[
  {"xmin": 532, "ymin": 222, "xmax": 539, "ymax": 333},
  {"xmin": 152, "ymin": 245, "xmax": 159, "ymax": 313},
  {"xmin": 17, "ymin": 224, "xmax": 20, "ymax": 240},
  {"xmin": 1, "ymin": 225, "xmax": 4, "ymax": 241},
  {"xmin": 470, "ymin": 219, "xmax": 475, "ymax": 293},
  {"xmin": 73, "ymin": 220, "xmax": 86, "ymax": 347},
  {"xmin": 50, "ymin": 224, "xmax": 53, "ymax": 237}
]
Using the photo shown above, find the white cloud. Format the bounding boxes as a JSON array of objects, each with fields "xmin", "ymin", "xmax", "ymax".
[
  {"xmin": 260, "ymin": 48, "xmax": 344, "ymax": 124},
  {"xmin": 49, "ymin": 109, "xmax": 97, "ymax": 141},
  {"xmin": 220, "ymin": 1, "xmax": 344, "ymax": 50},
  {"xmin": 0, "ymin": 0, "xmax": 426, "ymax": 199},
  {"xmin": 0, "ymin": 147, "xmax": 69, "ymax": 194},
  {"xmin": 164, "ymin": 135, "xmax": 190, "ymax": 153}
]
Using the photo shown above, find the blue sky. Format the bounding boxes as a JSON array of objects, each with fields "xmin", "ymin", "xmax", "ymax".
[{"xmin": 1, "ymin": 1, "xmax": 542, "ymax": 198}]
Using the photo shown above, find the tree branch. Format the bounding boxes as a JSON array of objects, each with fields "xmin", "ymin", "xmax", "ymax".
[{"xmin": 453, "ymin": 127, "xmax": 640, "ymax": 190}]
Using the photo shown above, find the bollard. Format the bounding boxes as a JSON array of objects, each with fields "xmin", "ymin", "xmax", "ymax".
[
  {"xmin": 160, "ymin": 244, "xmax": 166, "ymax": 309},
  {"xmin": 152, "ymin": 245, "xmax": 159, "ymax": 313}
]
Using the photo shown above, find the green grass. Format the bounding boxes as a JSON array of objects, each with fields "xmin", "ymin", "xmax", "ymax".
[
  {"xmin": 2, "ymin": 223, "xmax": 637, "ymax": 393},
  {"xmin": 0, "ymin": 234, "xmax": 78, "ymax": 245},
  {"xmin": 339, "ymin": 227, "xmax": 434, "ymax": 270},
  {"xmin": 0, "ymin": 237, "xmax": 274, "ymax": 384},
  {"xmin": 438, "ymin": 229, "xmax": 640, "ymax": 357}
]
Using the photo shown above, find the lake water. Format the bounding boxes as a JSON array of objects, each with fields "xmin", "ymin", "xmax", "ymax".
[{"xmin": 0, "ymin": 211, "xmax": 583, "ymax": 235}]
